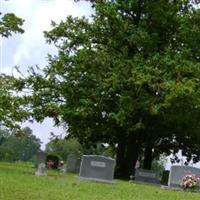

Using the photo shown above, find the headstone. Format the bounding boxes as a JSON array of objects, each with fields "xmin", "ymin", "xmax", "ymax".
[
  {"xmin": 36, "ymin": 151, "xmax": 46, "ymax": 167},
  {"xmin": 135, "ymin": 160, "xmax": 140, "ymax": 169},
  {"xmin": 60, "ymin": 164, "xmax": 67, "ymax": 172},
  {"xmin": 129, "ymin": 175, "xmax": 135, "ymax": 183},
  {"xmin": 135, "ymin": 168, "xmax": 159, "ymax": 184},
  {"xmin": 59, "ymin": 161, "xmax": 67, "ymax": 172},
  {"xmin": 79, "ymin": 155, "xmax": 115, "ymax": 184},
  {"xmin": 161, "ymin": 170, "xmax": 169, "ymax": 186},
  {"xmin": 75, "ymin": 158, "xmax": 81, "ymax": 173},
  {"xmin": 168, "ymin": 165, "xmax": 200, "ymax": 188},
  {"xmin": 66, "ymin": 154, "xmax": 81, "ymax": 173},
  {"xmin": 35, "ymin": 163, "xmax": 47, "ymax": 176}
]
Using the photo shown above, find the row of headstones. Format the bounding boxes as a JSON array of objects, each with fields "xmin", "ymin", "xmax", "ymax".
[
  {"xmin": 36, "ymin": 152, "xmax": 200, "ymax": 188},
  {"xmin": 36, "ymin": 152, "xmax": 81, "ymax": 173},
  {"xmin": 134, "ymin": 165, "xmax": 200, "ymax": 190},
  {"xmin": 36, "ymin": 153, "xmax": 116, "ymax": 183}
]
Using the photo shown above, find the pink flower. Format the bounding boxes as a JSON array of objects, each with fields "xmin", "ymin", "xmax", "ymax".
[{"xmin": 180, "ymin": 174, "xmax": 199, "ymax": 190}]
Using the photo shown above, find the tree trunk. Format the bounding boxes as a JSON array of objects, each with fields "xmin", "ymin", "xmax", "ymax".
[
  {"xmin": 123, "ymin": 134, "xmax": 140, "ymax": 179},
  {"xmin": 115, "ymin": 134, "xmax": 140, "ymax": 179},
  {"xmin": 143, "ymin": 146, "xmax": 152, "ymax": 170},
  {"xmin": 115, "ymin": 138, "xmax": 126, "ymax": 178}
]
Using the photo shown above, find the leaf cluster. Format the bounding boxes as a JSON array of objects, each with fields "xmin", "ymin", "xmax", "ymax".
[{"xmin": 0, "ymin": 13, "xmax": 24, "ymax": 37}]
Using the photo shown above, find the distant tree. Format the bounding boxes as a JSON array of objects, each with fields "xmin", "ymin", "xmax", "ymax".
[
  {"xmin": 0, "ymin": 127, "xmax": 13, "ymax": 161},
  {"xmin": 83, "ymin": 143, "xmax": 115, "ymax": 158},
  {"xmin": 45, "ymin": 138, "xmax": 82, "ymax": 160},
  {"xmin": 1, "ymin": 127, "xmax": 41, "ymax": 161},
  {"xmin": 0, "ymin": 127, "xmax": 9, "ymax": 145}
]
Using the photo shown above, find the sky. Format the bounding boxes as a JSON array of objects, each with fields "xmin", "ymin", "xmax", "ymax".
[{"xmin": 0, "ymin": 0, "xmax": 92, "ymax": 149}]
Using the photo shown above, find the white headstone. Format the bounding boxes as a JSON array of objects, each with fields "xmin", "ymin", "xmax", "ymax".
[{"xmin": 35, "ymin": 163, "xmax": 47, "ymax": 176}]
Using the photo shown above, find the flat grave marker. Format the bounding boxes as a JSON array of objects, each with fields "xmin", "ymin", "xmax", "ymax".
[{"xmin": 135, "ymin": 169, "xmax": 159, "ymax": 184}]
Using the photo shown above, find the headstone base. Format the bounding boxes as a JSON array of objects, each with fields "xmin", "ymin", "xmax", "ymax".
[
  {"xmin": 134, "ymin": 180, "xmax": 160, "ymax": 185},
  {"xmin": 78, "ymin": 176, "xmax": 116, "ymax": 184},
  {"xmin": 161, "ymin": 185, "xmax": 200, "ymax": 192},
  {"xmin": 35, "ymin": 172, "xmax": 47, "ymax": 176},
  {"xmin": 161, "ymin": 185, "xmax": 182, "ymax": 191}
]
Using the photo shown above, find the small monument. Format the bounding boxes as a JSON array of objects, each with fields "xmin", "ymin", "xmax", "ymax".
[
  {"xmin": 59, "ymin": 161, "xmax": 66, "ymax": 172},
  {"xmin": 35, "ymin": 163, "xmax": 47, "ymax": 176},
  {"xmin": 60, "ymin": 164, "xmax": 67, "ymax": 172}
]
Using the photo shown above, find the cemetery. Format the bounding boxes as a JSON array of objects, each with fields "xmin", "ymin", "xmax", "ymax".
[
  {"xmin": 1, "ymin": 161, "xmax": 200, "ymax": 200},
  {"xmin": 2, "ymin": 147, "xmax": 200, "ymax": 199},
  {"xmin": 1, "ymin": 142, "xmax": 200, "ymax": 199},
  {"xmin": 2, "ymin": 0, "xmax": 200, "ymax": 199}
]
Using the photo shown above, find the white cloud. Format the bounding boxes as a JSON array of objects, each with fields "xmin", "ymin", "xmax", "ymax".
[
  {"xmin": 13, "ymin": 0, "xmax": 89, "ymax": 65},
  {"xmin": 1, "ymin": 0, "xmax": 92, "ymax": 147},
  {"xmin": 14, "ymin": 44, "xmax": 30, "ymax": 64},
  {"xmin": 0, "ymin": 37, "xmax": 2, "ymax": 47},
  {"xmin": 4, "ymin": 0, "xmax": 92, "ymax": 68}
]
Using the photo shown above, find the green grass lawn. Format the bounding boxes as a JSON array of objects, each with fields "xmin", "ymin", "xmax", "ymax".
[{"xmin": 0, "ymin": 162, "xmax": 199, "ymax": 200}]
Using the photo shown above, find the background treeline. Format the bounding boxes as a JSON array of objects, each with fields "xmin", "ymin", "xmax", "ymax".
[{"xmin": 0, "ymin": 127, "xmax": 41, "ymax": 162}]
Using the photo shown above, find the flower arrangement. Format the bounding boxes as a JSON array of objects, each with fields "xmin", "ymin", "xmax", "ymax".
[
  {"xmin": 180, "ymin": 174, "xmax": 199, "ymax": 191},
  {"xmin": 47, "ymin": 159, "xmax": 54, "ymax": 168}
]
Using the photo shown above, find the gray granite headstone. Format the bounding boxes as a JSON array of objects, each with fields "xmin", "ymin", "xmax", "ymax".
[
  {"xmin": 135, "ymin": 169, "xmax": 159, "ymax": 184},
  {"xmin": 66, "ymin": 154, "xmax": 81, "ymax": 173},
  {"xmin": 75, "ymin": 158, "xmax": 81, "ymax": 173},
  {"xmin": 36, "ymin": 151, "xmax": 46, "ymax": 167},
  {"xmin": 79, "ymin": 155, "xmax": 115, "ymax": 183},
  {"xmin": 168, "ymin": 165, "xmax": 200, "ymax": 188},
  {"xmin": 35, "ymin": 163, "xmax": 47, "ymax": 176}
]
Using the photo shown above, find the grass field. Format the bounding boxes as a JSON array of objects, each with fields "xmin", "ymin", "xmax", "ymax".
[{"xmin": 0, "ymin": 162, "xmax": 199, "ymax": 200}]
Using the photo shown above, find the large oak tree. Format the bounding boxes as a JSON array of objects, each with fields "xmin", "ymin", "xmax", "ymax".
[{"xmin": 21, "ymin": 0, "xmax": 200, "ymax": 177}]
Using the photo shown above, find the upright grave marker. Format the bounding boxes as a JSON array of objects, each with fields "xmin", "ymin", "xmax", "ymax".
[
  {"xmin": 66, "ymin": 154, "xmax": 81, "ymax": 173},
  {"xmin": 79, "ymin": 155, "xmax": 115, "ymax": 183},
  {"xmin": 168, "ymin": 165, "xmax": 200, "ymax": 188},
  {"xmin": 35, "ymin": 163, "xmax": 47, "ymax": 176}
]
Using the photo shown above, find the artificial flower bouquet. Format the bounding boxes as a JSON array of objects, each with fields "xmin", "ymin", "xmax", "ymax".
[{"xmin": 180, "ymin": 174, "xmax": 199, "ymax": 192}]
